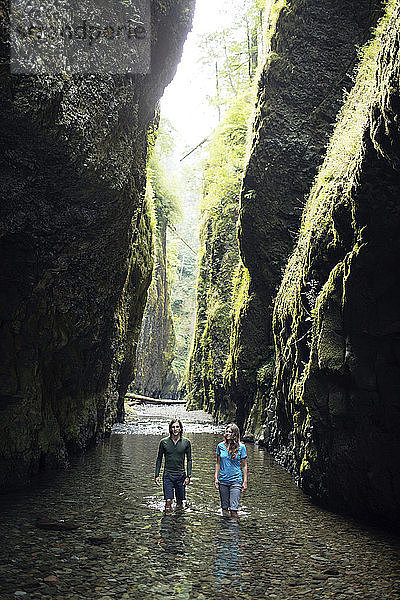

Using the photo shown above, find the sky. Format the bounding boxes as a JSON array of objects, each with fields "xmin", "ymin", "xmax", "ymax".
[{"xmin": 160, "ymin": 0, "xmax": 236, "ymax": 155}]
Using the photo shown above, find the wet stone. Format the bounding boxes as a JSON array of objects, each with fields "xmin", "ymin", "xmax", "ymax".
[
  {"xmin": 287, "ymin": 579, "xmax": 302, "ymax": 586},
  {"xmin": 86, "ymin": 536, "xmax": 113, "ymax": 546},
  {"xmin": 324, "ymin": 568, "xmax": 340, "ymax": 576}
]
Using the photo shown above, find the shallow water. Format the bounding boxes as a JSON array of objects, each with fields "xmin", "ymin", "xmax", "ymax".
[{"xmin": 1, "ymin": 405, "xmax": 400, "ymax": 600}]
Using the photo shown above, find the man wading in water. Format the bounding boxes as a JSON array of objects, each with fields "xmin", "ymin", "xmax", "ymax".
[{"xmin": 155, "ymin": 418, "xmax": 192, "ymax": 513}]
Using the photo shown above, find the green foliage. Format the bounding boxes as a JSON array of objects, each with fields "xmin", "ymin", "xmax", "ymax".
[
  {"xmin": 168, "ymin": 168, "xmax": 201, "ymax": 377},
  {"xmin": 202, "ymin": 89, "xmax": 254, "ymax": 211},
  {"xmin": 147, "ymin": 118, "xmax": 182, "ymax": 228},
  {"xmin": 148, "ymin": 157, "xmax": 182, "ymax": 227},
  {"xmin": 151, "ymin": 0, "xmax": 264, "ymax": 390},
  {"xmin": 199, "ymin": 0, "xmax": 263, "ymax": 116}
]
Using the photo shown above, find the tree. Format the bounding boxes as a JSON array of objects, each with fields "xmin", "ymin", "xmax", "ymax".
[{"xmin": 198, "ymin": 0, "xmax": 263, "ymax": 119}]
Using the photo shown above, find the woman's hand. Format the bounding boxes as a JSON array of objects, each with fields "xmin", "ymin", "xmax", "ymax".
[
  {"xmin": 214, "ymin": 479, "xmax": 219, "ymax": 489},
  {"xmin": 155, "ymin": 476, "xmax": 161, "ymax": 486},
  {"xmin": 242, "ymin": 481, "xmax": 247, "ymax": 491},
  {"xmin": 184, "ymin": 477, "xmax": 190, "ymax": 486}
]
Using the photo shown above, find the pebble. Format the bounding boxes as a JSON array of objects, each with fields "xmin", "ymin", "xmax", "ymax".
[
  {"xmin": 324, "ymin": 568, "xmax": 340, "ymax": 576},
  {"xmin": 43, "ymin": 576, "xmax": 59, "ymax": 585}
]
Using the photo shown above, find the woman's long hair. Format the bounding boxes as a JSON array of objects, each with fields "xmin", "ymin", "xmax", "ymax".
[
  {"xmin": 169, "ymin": 418, "xmax": 183, "ymax": 439},
  {"xmin": 224, "ymin": 423, "xmax": 240, "ymax": 459}
]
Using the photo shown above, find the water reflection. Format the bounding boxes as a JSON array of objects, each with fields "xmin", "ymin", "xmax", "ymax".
[
  {"xmin": 159, "ymin": 512, "xmax": 189, "ymax": 556},
  {"xmin": 213, "ymin": 518, "xmax": 242, "ymax": 590}
]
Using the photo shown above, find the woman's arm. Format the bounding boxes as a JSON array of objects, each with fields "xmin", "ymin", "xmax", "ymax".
[
  {"xmin": 214, "ymin": 455, "xmax": 220, "ymax": 488},
  {"xmin": 241, "ymin": 457, "xmax": 248, "ymax": 491}
]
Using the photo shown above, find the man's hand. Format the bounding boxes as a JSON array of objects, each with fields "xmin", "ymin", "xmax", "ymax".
[
  {"xmin": 214, "ymin": 479, "xmax": 219, "ymax": 489},
  {"xmin": 184, "ymin": 477, "xmax": 190, "ymax": 486},
  {"xmin": 155, "ymin": 476, "xmax": 161, "ymax": 486},
  {"xmin": 242, "ymin": 481, "xmax": 247, "ymax": 491}
]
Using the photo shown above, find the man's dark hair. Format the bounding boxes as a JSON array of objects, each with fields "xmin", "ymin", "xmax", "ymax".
[{"xmin": 169, "ymin": 418, "xmax": 183, "ymax": 438}]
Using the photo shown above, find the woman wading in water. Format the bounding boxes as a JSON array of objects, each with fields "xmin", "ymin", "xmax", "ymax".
[{"xmin": 214, "ymin": 423, "xmax": 247, "ymax": 518}]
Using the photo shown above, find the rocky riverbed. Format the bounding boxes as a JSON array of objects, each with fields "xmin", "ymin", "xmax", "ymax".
[{"xmin": 0, "ymin": 405, "xmax": 399, "ymax": 600}]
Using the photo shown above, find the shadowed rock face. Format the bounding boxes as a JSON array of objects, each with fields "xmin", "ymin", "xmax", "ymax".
[
  {"xmin": 228, "ymin": 0, "xmax": 384, "ymax": 433},
  {"xmin": 269, "ymin": 2, "xmax": 400, "ymax": 527},
  {"xmin": 0, "ymin": 0, "xmax": 194, "ymax": 490},
  {"xmin": 133, "ymin": 216, "xmax": 176, "ymax": 398}
]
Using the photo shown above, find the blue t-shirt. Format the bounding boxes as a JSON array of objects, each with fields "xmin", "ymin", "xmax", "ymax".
[{"xmin": 216, "ymin": 442, "xmax": 247, "ymax": 483}]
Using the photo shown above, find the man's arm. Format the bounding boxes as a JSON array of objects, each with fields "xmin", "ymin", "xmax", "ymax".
[
  {"xmin": 186, "ymin": 440, "xmax": 192, "ymax": 476},
  {"xmin": 155, "ymin": 441, "xmax": 164, "ymax": 485},
  {"xmin": 184, "ymin": 440, "xmax": 192, "ymax": 485}
]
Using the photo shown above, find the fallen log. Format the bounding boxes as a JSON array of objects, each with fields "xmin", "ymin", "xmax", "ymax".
[{"xmin": 125, "ymin": 393, "xmax": 186, "ymax": 406}]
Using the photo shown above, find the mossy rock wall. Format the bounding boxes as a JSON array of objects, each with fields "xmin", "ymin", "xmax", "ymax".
[
  {"xmin": 133, "ymin": 218, "xmax": 176, "ymax": 398},
  {"xmin": 0, "ymin": 0, "xmax": 194, "ymax": 490},
  {"xmin": 228, "ymin": 0, "xmax": 384, "ymax": 434},
  {"xmin": 269, "ymin": 0, "xmax": 400, "ymax": 526},
  {"xmin": 185, "ymin": 199, "xmax": 239, "ymax": 420}
]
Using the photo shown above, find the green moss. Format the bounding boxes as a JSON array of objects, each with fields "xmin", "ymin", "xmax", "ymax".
[
  {"xmin": 232, "ymin": 261, "xmax": 251, "ymax": 324},
  {"xmin": 264, "ymin": 0, "xmax": 287, "ymax": 42},
  {"xmin": 299, "ymin": 458, "xmax": 311, "ymax": 475}
]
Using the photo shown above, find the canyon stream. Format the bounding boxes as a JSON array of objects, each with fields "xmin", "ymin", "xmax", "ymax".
[{"xmin": 1, "ymin": 405, "xmax": 400, "ymax": 600}]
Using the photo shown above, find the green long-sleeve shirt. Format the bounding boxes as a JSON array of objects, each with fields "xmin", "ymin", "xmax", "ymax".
[{"xmin": 155, "ymin": 437, "xmax": 192, "ymax": 478}]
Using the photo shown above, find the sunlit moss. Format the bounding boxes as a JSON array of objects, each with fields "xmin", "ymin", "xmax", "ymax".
[{"xmin": 264, "ymin": 0, "xmax": 287, "ymax": 48}]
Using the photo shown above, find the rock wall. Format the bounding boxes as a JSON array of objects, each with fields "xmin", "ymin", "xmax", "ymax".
[
  {"xmin": 268, "ymin": 0, "xmax": 400, "ymax": 526},
  {"xmin": 0, "ymin": 0, "xmax": 194, "ymax": 490},
  {"xmin": 185, "ymin": 199, "xmax": 240, "ymax": 418},
  {"xmin": 228, "ymin": 0, "xmax": 384, "ymax": 434},
  {"xmin": 133, "ymin": 216, "xmax": 176, "ymax": 398},
  {"xmin": 186, "ymin": 0, "xmax": 383, "ymax": 431},
  {"xmin": 184, "ymin": 94, "xmax": 252, "ymax": 420},
  {"xmin": 185, "ymin": 0, "xmax": 400, "ymax": 525}
]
